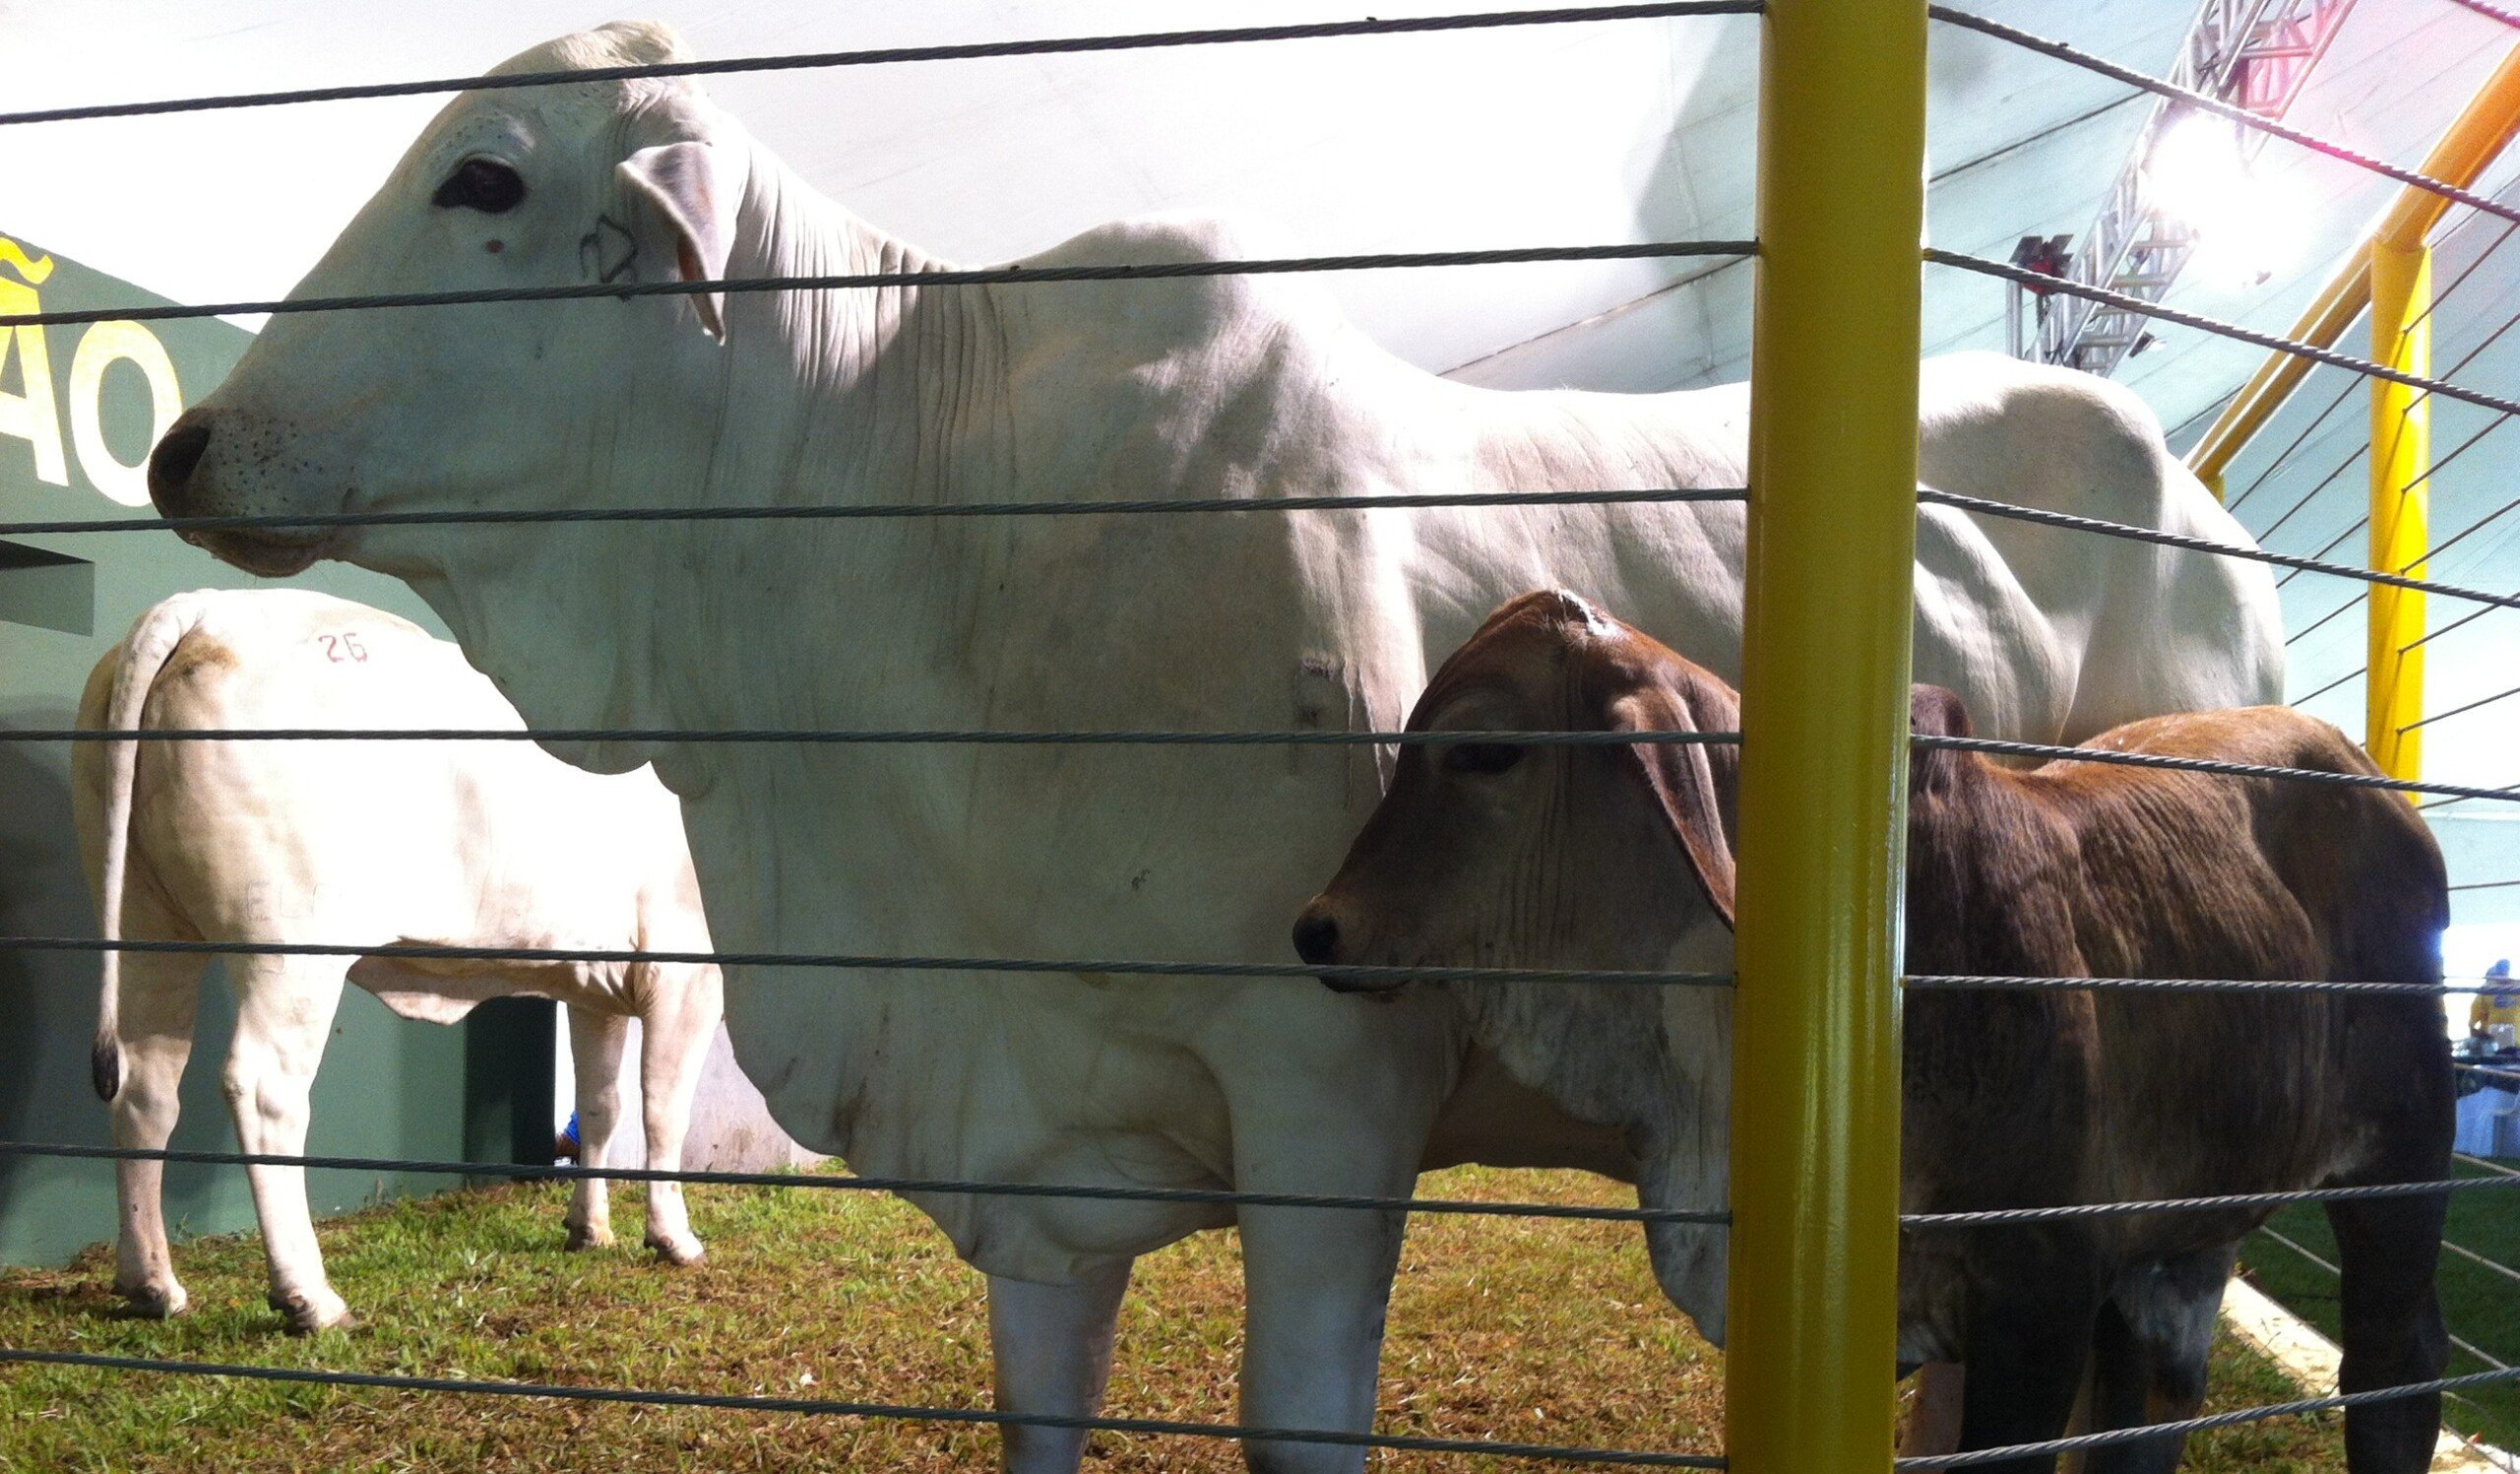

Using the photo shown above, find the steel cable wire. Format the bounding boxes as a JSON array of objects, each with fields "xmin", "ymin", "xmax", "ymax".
[
  {"xmin": 2225, "ymin": 218, "xmax": 2518, "ymax": 516},
  {"xmin": 2401, "ymin": 680, "xmax": 2520, "ymax": 732},
  {"xmin": 0, "ymin": 2, "xmax": 1762, "ymax": 128},
  {"xmin": 0, "ymin": 1347, "xmax": 1729, "ymax": 1469},
  {"xmin": 2257, "ymin": 442, "xmax": 2365, "ymax": 548},
  {"xmin": 0, "ymin": 242, "xmax": 1757, "ymax": 333},
  {"xmin": 0, "ymin": 486, "xmax": 1750, "ymax": 540},
  {"xmin": 2228, "ymin": 377, "xmax": 2362, "ymax": 515},
  {"xmin": 2408, "ymin": 597, "xmax": 2509, "ymax": 656},
  {"xmin": 1917, "ymin": 729, "xmax": 2520, "ymax": 801},
  {"xmin": 0, "ymin": 1142, "xmax": 1728, "ymax": 1227},
  {"xmin": 2278, "ymin": 514, "xmax": 2371, "ymax": 590},
  {"xmin": 0, "ymin": 726, "xmax": 1746, "ymax": 748},
  {"xmin": 1928, "ymin": 250, "xmax": 2520, "ymax": 418},
  {"xmin": 2290, "ymin": 664, "xmax": 2365, "ymax": 705},
  {"xmin": 0, "ymin": 722, "xmax": 2508, "ymax": 800},
  {"xmin": 0, "ymin": 1147, "xmax": 2505, "ymax": 1228},
  {"xmin": 1912, "ymin": 487, "xmax": 2520, "ymax": 610},
  {"xmin": 1906, "ymin": 1176, "xmax": 2514, "ymax": 1230},
  {"xmin": 2212, "ymin": 209, "xmax": 2520, "ymax": 515},
  {"xmin": 0, "ymin": 936, "xmax": 1734, "ymax": 990},
  {"xmin": 2253, "ymin": 1227, "xmax": 2514, "ymax": 1386},
  {"xmin": 16, "ymin": 481, "xmax": 2520, "ymax": 617},
  {"xmin": 1926, "ymin": 8, "xmax": 2520, "ymax": 228}
]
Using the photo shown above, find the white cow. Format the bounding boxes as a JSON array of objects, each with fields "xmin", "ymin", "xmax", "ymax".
[
  {"xmin": 148, "ymin": 22, "xmax": 2282, "ymax": 1468},
  {"xmin": 76, "ymin": 589, "xmax": 722, "ymax": 1333}
]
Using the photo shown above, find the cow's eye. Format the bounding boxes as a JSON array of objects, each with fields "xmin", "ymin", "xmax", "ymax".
[
  {"xmin": 1444, "ymin": 742, "xmax": 1525, "ymax": 776},
  {"xmin": 433, "ymin": 158, "xmax": 526, "ymax": 214}
]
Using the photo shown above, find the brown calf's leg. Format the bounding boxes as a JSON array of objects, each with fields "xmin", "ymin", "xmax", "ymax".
[{"xmin": 2328, "ymin": 1189, "xmax": 2450, "ymax": 1474}]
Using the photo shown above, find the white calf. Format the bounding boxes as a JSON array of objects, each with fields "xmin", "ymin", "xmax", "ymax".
[{"xmin": 76, "ymin": 589, "xmax": 722, "ymax": 1332}]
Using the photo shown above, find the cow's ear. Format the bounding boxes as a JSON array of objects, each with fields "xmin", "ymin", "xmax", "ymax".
[
  {"xmin": 1605, "ymin": 673, "xmax": 1738, "ymax": 931},
  {"xmin": 1907, "ymin": 683, "xmax": 1975, "ymax": 802},
  {"xmin": 619, "ymin": 141, "xmax": 744, "ymax": 341}
]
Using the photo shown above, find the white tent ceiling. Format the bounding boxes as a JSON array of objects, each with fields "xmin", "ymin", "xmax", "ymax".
[{"xmin": 6, "ymin": 0, "xmax": 2510, "ymax": 437}]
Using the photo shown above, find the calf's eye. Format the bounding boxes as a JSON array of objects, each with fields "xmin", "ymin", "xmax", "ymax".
[
  {"xmin": 434, "ymin": 158, "xmax": 527, "ymax": 214},
  {"xmin": 1445, "ymin": 742, "xmax": 1525, "ymax": 775}
]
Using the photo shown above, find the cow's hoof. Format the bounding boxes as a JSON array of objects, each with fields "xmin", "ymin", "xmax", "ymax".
[
  {"xmin": 565, "ymin": 1222, "xmax": 615, "ymax": 1252},
  {"xmin": 270, "ymin": 1288, "xmax": 353, "ymax": 1335},
  {"xmin": 117, "ymin": 1281, "xmax": 188, "ymax": 1319},
  {"xmin": 646, "ymin": 1233, "xmax": 705, "ymax": 1267}
]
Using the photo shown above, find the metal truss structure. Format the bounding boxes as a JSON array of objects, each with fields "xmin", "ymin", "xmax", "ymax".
[{"xmin": 2010, "ymin": 0, "xmax": 2358, "ymax": 374}]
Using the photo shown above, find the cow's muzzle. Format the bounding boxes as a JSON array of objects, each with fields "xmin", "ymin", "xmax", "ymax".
[
  {"xmin": 147, "ymin": 411, "xmax": 333, "ymax": 576},
  {"xmin": 1293, "ymin": 901, "xmax": 1405, "ymax": 994},
  {"xmin": 148, "ymin": 416, "xmax": 213, "ymax": 513}
]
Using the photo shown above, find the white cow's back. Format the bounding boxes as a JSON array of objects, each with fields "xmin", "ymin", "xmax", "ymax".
[{"xmin": 73, "ymin": 589, "xmax": 703, "ymax": 1017}]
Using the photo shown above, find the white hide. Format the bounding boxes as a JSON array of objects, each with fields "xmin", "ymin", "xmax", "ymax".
[
  {"xmin": 76, "ymin": 589, "xmax": 722, "ymax": 1333},
  {"xmin": 157, "ymin": 21, "xmax": 2283, "ymax": 1463}
]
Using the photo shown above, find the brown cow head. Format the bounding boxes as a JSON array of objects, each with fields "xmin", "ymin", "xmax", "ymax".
[{"xmin": 1294, "ymin": 590, "xmax": 1740, "ymax": 990}]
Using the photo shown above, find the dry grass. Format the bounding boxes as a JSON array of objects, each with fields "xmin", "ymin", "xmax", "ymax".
[{"xmin": 0, "ymin": 1167, "xmax": 2345, "ymax": 1471}]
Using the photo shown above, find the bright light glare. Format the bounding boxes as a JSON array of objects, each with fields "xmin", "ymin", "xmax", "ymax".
[{"xmin": 2145, "ymin": 113, "xmax": 2304, "ymax": 288}]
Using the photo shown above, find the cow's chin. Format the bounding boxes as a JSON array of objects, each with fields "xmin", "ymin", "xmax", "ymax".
[{"xmin": 185, "ymin": 527, "xmax": 332, "ymax": 578}]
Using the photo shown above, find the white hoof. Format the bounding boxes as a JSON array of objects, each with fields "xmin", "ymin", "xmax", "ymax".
[
  {"xmin": 117, "ymin": 1279, "xmax": 188, "ymax": 1319},
  {"xmin": 270, "ymin": 1287, "xmax": 354, "ymax": 1335},
  {"xmin": 646, "ymin": 1232, "xmax": 706, "ymax": 1267},
  {"xmin": 565, "ymin": 1221, "xmax": 616, "ymax": 1252}
]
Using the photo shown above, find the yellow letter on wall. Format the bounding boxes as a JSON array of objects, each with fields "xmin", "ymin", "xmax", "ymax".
[
  {"xmin": 0, "ymin": 237, "xmax": 70, "ymax": 486},
  {"xmin": 69, "ymin": 321, "xmax": 183, "ymax": 507}
]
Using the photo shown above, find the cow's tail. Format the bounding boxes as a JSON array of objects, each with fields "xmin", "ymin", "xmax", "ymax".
[{"xmin": 91, "ymin": 598, "xmax": 208, "ymax": 1103}]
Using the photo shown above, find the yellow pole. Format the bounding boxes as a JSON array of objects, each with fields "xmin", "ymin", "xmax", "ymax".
[
  {"xmin": 1729, "ymin": 1, "xmax": 1925, "ymax": 1470},
  {"xmin": 2368, "ymin": 240, "xmax": 2429, "ymax": 783},
  {"xmin": 2187, "ymin": 41, "xmax": 2520, "ymax": 495}
]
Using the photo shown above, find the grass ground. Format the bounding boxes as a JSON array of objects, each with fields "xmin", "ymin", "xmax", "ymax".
[
  {"xmin": 2244, "ymin": 1156, "xmax": 2520, "ymax": 1458},
  {"xmin": 1, "ymin": 1166, "xmax": 2347, "ymax": 1472}
]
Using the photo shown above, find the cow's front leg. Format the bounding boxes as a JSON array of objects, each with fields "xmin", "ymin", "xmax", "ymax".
[
  {"xmin": 1233, "ymin": 1196, "xmax": 1410, "ymax": 1474},
  {"xmin": 636, "ymin": 970, "xmax": 720, "ymax": 1265},
  {"xmin": 988, "ymin": 1260, "xmax": 1134, "ymax": 1474},
  {"xmin": 563, "ymin": 1006, "xmax": 631, "ymax": 1251},
  {"xmin": 221, "ymin": 958, "xmax": 350, "ymax": 1333},
  {"xmin": 105, "ymin": 944, "xmax": 207, "ymax": 1319}
]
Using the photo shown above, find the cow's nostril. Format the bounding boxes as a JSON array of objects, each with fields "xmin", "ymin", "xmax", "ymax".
[
  {"xmin": 1292, "ymin": 911, "xmax": 1342, "ymax": 967},
  {"xmin": 148, "ymin": 418, "xmax": 214, "ymax": 513}
]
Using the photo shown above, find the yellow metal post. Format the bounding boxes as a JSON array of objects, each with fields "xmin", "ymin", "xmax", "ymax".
[
  {"xmin": 2187, "ymin": 41, "xmax": 2520, "ymax": 496},
  {"xmin": 2367, "ymin": 240, "xmax": 2429, "ymax": 782},
  {"xmin": 1729, "ymin": 1, "xmax": 1926, "ymax": 1470}
]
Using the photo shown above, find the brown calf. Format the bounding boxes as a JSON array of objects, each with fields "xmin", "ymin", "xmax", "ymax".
[{"xmin": 1295, "ymin": 590, "xmax": 2452, "ymax": 1474}]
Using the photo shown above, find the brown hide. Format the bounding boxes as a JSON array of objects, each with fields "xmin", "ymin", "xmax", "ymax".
[
  {"xmin": 1304, "ymin": 593, "xmax": 2455, "ymax": 1466},
  {"xmin": 1902, "ymin": 691, "xmax": 2450, "ymax": 1270}
]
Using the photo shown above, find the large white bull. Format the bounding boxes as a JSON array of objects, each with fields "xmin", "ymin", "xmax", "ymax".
[
  {"xmin": 148, "ymin": 22, "xmax": 2281, "ymax": 1469},
  {"xmin": 77, "ymin": 589, "xmax": 722, "ymax": 1333}
]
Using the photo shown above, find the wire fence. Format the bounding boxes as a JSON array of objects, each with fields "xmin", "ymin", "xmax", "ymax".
[{"xmin": 6, "ymin": 5, "xmax": 2519, "ymax": 1470}]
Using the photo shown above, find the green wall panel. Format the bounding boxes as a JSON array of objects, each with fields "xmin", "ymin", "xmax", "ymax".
[{"xmin": 1, "ymin": 228, "xmax": 486, "ymax": 1267}]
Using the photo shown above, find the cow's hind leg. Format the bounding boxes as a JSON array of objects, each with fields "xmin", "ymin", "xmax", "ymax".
[
  {"xmin": 563, "ymin": 1006, "xmax": 632, "ymax": 1251},
  {"xmin": 221, "ymin": 956, "xmax": 351, "ymax": 1333},
  {"xmin": 635, "ymin": 969, "xmax": 718, "ymax": 1265},
  {"xmin": 989, "ymin": 1261, "xmax": 1135, "ymax": 1474},
  {"xmin": 105, "ymin": 940, "xmax": 207, "ymax": 1319},
  {"xmin": 2329, "ymin": 1189, "xmax": 2450, "ymax": 1474}
]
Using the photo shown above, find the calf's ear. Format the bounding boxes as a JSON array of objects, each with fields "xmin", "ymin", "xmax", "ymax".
[
  {"xmin": 619, "ymin": 141, "xmax": 745, "ymax": 341},
  {"xmin": 1907, "ymin": 684, "xmax": 1975, "ymax": 802},
  {"xmin": 1606, "ymin": 679, "xmax": 1737, "ymax": 930}
]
